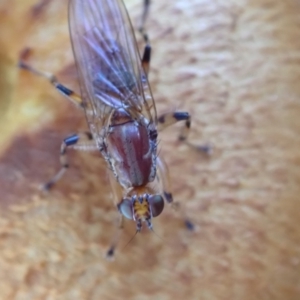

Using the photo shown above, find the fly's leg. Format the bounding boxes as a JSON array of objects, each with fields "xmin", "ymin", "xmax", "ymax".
[
  {"xmin": 157, "ymin": 111, "xmax": 191, "ymax": 140},
  {"xmin": 156, "ymin": 156, "xmax": 194, "ymax": 231},
  {"xmin": 18, "ymin": 58, "xmax": 85, "ymax": 110},
  {"xmin": 157, "ymin": 112, "xmax": 212, "ymax": 154},
  {"xmin": 106, "ymin": 172, "xmax": 125, "ymax": 259},
  {"xmin": 44, "ymin": 132, "xmax": 97, "ymax": 190},
  {"xmin": 141, "ymin": 44, "xmax": 151, "ymax": 77},
  {"xmin": 106, "ymin": 214, "xmax": 124, "ymax": 260},
  {"xmin": 139, "ymin": 0, "xmax": 151, "ymax": 79},
  {"xmin": 156, "ymin": 156, "xmax": 173, "ymax": 203},
  {"xmin": 139, "ymin": 0, "xmax": 151, "ymax": 43},
  {"xmin": 138, "ymin": 0, "xmax": 151, "ymax": 78}
]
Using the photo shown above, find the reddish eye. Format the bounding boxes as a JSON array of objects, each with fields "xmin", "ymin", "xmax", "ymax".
[
  {"xmin": 149, "ymin": 195, "xmax": 164, "ymax": 217},
  {"xmin": 118, "ymin": 199, "xmax": 133, "ymax": 220}
]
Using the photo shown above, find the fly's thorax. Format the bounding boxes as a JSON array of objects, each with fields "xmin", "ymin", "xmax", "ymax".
[
  {"xmin": 118, "ymin": 186, "xmax": 165, "ymax": 231},
  {"xmin": 106, "ymin": 109, "xmax": 158, "ymax": 188}
]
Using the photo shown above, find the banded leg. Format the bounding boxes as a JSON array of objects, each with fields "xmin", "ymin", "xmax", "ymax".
[
  {"xmin": 106, "ymin": 172, "xmax": 125, "ymax": 259},
  {"xmin": 156, "ymin": 156, "xmax": 173, "ymax": 204},
  {"xmin": 157, "ymin": 156, "xmax": 194, "ymax": 231},
  {"xmin": 139, "ymin": 0, "xmax": 151, "ymax": 43},
  {"xmin": 18, "ymin": 58, "xmax": 85, "ymax": 110},
  {"xmin": 44, "ymin": 132, "xmax": 97, "ymax": 190},
  {"xmin": 141, "ymin": 44, "xmax": 151, "ymax": 77},
  {"xmin": 157, "ymin": 111, "xmax": 211, "ymax": 153},
  {"xmin": 106, "ymin": 214, "xmax": 124, "ymax": 260}
]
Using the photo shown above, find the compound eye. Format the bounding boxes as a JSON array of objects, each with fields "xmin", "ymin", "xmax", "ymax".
[
  {"xmin": 149, "ymin": 195, "xmax": 164, "ymax": 217},
  {"xmin": 118, "ymin": 199, "xmax": 133, "ymax": 220}
]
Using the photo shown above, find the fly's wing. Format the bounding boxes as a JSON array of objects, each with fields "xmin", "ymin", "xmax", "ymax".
[{"xmin": 69, "ymin": 0, "xmax": 156, "ymax": 133}]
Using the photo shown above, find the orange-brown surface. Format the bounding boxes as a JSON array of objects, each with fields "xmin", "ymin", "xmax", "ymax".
[{"xmin": 1, "ymin": 0, "xmax": 300, "ymax": 299}]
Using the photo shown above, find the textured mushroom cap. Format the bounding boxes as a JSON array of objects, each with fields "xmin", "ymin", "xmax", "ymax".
[{"xmin": 1, "ymin": 0, "xmax": 300, "ymax": 299}]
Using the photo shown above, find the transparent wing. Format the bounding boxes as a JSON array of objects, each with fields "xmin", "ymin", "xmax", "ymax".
[{"xmin": 69, "ymin": 0, "xmax": 156, "ymax": 131}]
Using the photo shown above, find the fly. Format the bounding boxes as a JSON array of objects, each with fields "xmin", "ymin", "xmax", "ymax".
[{"xmin": 19, "ymin": 0, "xmax": 209, "ymax": 258}]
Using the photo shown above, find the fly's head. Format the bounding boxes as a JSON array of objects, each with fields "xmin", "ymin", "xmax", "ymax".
[{"xmin": 118, "ymin": 193, "xmax": 164, "ymax": 231}]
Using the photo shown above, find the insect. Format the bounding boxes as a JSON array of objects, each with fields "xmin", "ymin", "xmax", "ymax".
[{"xmin": 19, "ymin": 0, "xmax": 206, "ymax": 257}]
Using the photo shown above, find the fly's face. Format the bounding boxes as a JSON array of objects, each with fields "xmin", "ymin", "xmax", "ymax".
[{"xmin": 118, "ymin": 191, "xmax": 164, "ymax": 231}]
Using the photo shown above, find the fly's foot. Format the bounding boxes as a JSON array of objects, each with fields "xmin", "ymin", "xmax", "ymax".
[{"xmin": 105, "ymin": 247, "xmax": 115, "ymax": 261}]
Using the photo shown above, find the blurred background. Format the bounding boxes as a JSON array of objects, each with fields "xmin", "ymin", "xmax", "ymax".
[{"xmin": 1, "ymin": 0, "xmax": 300, "ymax": 299}]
